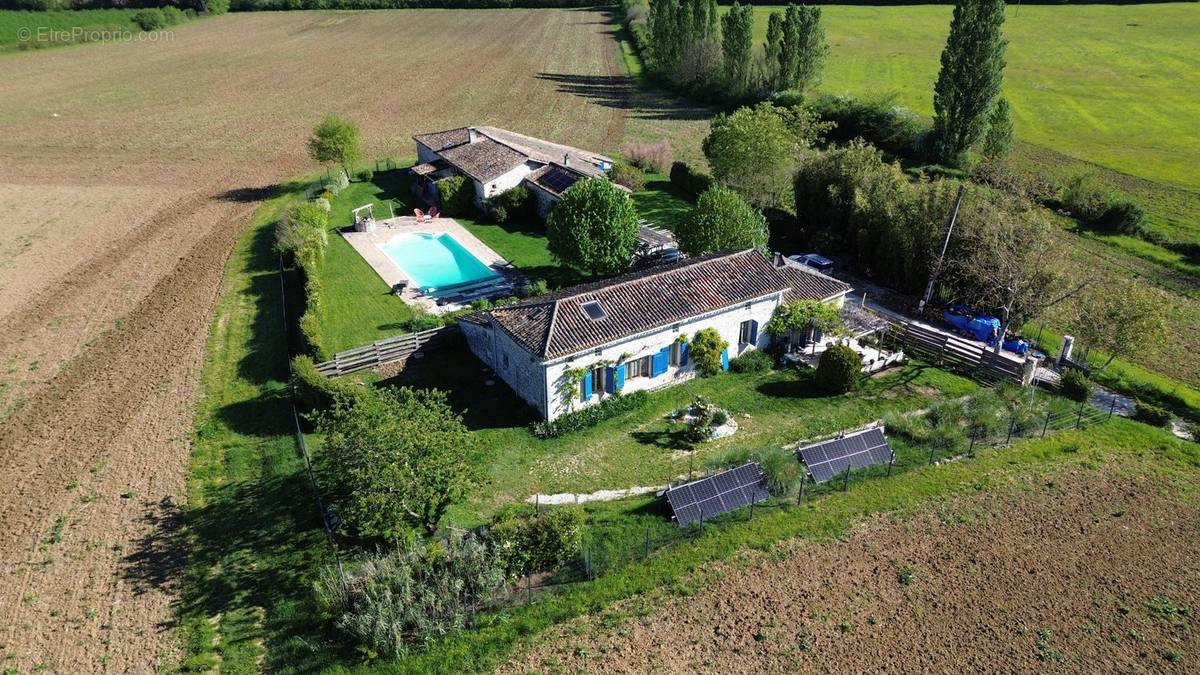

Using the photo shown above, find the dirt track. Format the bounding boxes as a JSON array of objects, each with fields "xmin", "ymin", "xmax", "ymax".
[
  {"xmin": 506, "ymin": 461, "xmax": 1200, "ymax": 673},
  {"xmin": 0, "ymin": 10, "xmax": 679, "ymax": 671}
]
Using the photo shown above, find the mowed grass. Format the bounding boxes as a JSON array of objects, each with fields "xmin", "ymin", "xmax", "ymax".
[
  {"xmin": 742, "ymin": 5, "xmax": 1200, "ymax": 193},
  {"xmin": 0, "ymin": 9, "xmax": 145, "ymax": 51},
  {"xmin": 320, "ymin": 165, "xmax": 694, "ymax": 353}
]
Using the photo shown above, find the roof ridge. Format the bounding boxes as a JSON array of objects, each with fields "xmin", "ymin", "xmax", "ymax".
[
  {"xmin": 542, "ymin": 298, "xmax": 562, "ymax": 357},
  {"xmin": 559, "ymin": 250, "xmax": 756, "ymax": 302}
]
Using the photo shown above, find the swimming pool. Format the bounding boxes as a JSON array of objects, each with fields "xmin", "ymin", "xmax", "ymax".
[{"xmin": 379, "ymin": 232, "xmax": 500, "ymax": 294}]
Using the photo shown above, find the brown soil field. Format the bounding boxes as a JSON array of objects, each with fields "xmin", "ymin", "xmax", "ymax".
[
  {"xmin": 505, "ymin": 460, "xmax": 1200, "ymax": 673},
  {"xmin": 0, "ymin": 10, "xmax": 705, "ymax": 672}
]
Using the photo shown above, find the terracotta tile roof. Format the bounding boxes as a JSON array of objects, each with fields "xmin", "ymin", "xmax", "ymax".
[
  {"xmin": 477, "ymin": 126, "xmax": 612, "ymax": 178},
  {"xmin": 411, "ymin": 159, "xmax": 449, "ymax": 176},
  {"xmin": 439, "ymin": 137, "xmax": 529, "ymax": 183},
  {"xmin": 467, "ymin": 250, "xmax": 851, "ymax": 360},
  {"xmin": 413, "ymin": 127, "xmax": 470, "ymax": 152}
]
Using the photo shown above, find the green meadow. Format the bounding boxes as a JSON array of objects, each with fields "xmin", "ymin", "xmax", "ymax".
[
  {"xmin": 0, "ymin": 9, "xmax": 146, "ymax": 51},
  {"xmin": 744, "ymin": 4, "xmax": 1200, "ymax": 193}
]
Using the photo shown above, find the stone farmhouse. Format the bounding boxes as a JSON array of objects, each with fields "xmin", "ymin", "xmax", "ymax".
[
  {"xmin": 411, "ymin": 126, "xmax": 615, "ymax": 218},
  {"xmin": 459, "ymin": 249, "xmax": 852, "ymax": 421}
]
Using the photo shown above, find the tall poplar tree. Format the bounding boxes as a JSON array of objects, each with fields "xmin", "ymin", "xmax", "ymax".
[
  {"xmin": 931, "ymin": 0, "xmax": 1008, "ymax": 165},
  {"xmin": 777, "ymin": 5, "xmax": 826, "ymax": 93},
  {"xmin": 721, "ymin": 2, "xmax": 755, "ymax": 96}
]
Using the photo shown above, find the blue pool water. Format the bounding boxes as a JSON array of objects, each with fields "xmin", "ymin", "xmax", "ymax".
[{"xmin": 380, "ymin": 232, "xmax": 499, "ymax": 294}]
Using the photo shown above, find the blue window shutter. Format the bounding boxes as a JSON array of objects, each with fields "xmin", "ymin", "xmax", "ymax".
[
  {"xmin": 604, "ymin": 366, "xmax": 616, "ymax": 394},
  {"xmin": 614, "ymin": 364, "xmax": 626, "ymax": 391},
  {"xmin": 582, "ymin": 369, "xmax": 592, "ymax": 400},
  {"xmin": 748, "ymin": 320, "xmax": 759, "ymax": 345},
  {"xmin": 652, "ymin": 348, "xmax": 669, "ymax": 377},
  {"xmin": 721, "ymin": 348, "xmax": 730, "ymax": 372},
  {"xmin": 680, "ymin": 342, "xmax": 689, "ymax": 366}
]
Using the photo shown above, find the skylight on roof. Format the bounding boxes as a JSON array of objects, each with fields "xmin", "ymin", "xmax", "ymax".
[{"xmin": 581, "ymin": 301, "xmax": 606, "ymax": 321}]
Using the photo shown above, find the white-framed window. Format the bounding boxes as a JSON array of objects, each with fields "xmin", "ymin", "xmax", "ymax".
[
  {"xmin": 669, "ymin": 341, "xmax": 681, "ymax": 366},
  {"xmin": 591, "ymin": 365, "xmax": 605, "ymax": 397},
  {"xmin": 626, "ymin": 356, "xmax": 652, "ymax": 380}
]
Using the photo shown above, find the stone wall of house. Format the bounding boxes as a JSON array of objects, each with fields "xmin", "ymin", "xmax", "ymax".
[
  {"xmin": 527, "ymin": 183, "xmax": 557, "ymax": 220},
  {"xmin": 477, "ymin": 161, "xmax": 538, "ymax": 206},
  {"xmin": 460, "ymin": 318, "xmax": 550, "ymax": 418},
  {"xmin": 416, "ymin": 142, "xmax": 439, "ymax": 164},
  {"xmin": 541, "ymin": 292, "xmax": 786, "ymax": 420}
]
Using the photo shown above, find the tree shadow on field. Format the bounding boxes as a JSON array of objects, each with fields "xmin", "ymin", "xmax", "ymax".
[
  {"xmin": 535, "ymin": 73, "xmax": 713, "ymax": 122},
  {"xmin": 217, "ymin": 185, "xmax": 280, "ymax": 203}
]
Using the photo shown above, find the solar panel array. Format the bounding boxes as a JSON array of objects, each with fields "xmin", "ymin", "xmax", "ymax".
[
  {"xmin": 540, "ymin": 166, "xmax": 580, "ymax": 193},
  {"xmin": 797, "ymin": 426, "xmax": 893, "ymax": 483},
  {"xmin": 665, "ymin": 462, "xmax": 769, "ymax": 526}
]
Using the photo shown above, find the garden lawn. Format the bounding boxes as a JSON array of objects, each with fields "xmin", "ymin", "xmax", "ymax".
[
  {"xmin": 321, "ymin": 167, "xmax": 695, "ymax": 353},
  {"xmin": 379, "ymin": 345, "xmax": 979, "ymax": 525},
  {"xmin": 742, "ymin": 4, "xmax": 1200, "ymax": 193}
]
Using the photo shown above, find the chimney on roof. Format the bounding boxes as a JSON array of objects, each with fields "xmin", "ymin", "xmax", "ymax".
[
  {"xmin": 563, "ymin": 152, "xmax": 570, "ymax": 168},
  {"xmin": 773, "ymin": 251, "xmax": 784, "ymax": 267},
  {"xmin": 468, "ymin": 127, "xmax": 478, "ymax": 143}
]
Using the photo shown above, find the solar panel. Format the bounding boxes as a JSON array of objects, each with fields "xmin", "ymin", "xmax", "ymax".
[
  {"xmin": 797, "ymin": 426, "xmax": 893, "ymax": 484},
  {"xmin": 581, "ymin": 301, "xmax": 606, "ymax": 320},
  {"xmin": 540, "ymin": 166, "xmax": 580, "ymax": 193},
  {"xmin": 664, "ymin": 462, "xmax": 770, "ymax": 526}
]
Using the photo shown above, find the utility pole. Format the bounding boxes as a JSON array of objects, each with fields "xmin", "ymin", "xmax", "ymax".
[{"xmin": 918, "ymin": 184, "xmax": 967, "ymax": 314}]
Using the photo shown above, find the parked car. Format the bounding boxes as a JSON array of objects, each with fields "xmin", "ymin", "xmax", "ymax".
[{"xmin": 788, "ymin": 253, "xmax": 835, "ymax": 274}]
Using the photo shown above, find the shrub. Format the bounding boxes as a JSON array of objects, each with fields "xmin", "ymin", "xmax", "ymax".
[
  {"xmin": 531, "ymin": 391, "xmax": 650, "ymax": 439},
  {"xmin": 546, "ymin": 178, "xmax": 639, "ymax": 276},
  {"xmin": 132, "ymin": 9, "xmax": 166, "ymax": 31},
  {"xmin": 483, "ymin": 185, "xmax": 533, "ymax": 223},
  {"xmin": 488, "ymin": 504, "xmax": 585, "ymax": 577},
  {"xmin": 814, "ymin": 343, "xmax": 861, "ymax": 394},
  {"xmin": 290, "ymin": 355, "xmax": 361, "ymax": 415},
  {"xmin": 358, "ymin": 168, "xmax": 374, "ymax": 183},
  {"xmin": 621, "ymin": 140, "xmax": 673, "ymax": 173},
  {"xmin": 1059, "ymin": 368, "xmax": 1092, "ymax": 403},
  {"xmin": 314, "ymin": 531, "xmax": 504, "ymax": 656},
  {"xmin": 729, "ymin": 349, "xmax": 772, "ymax": 373},
  {"xmin": 161, "ymin": 6, "xmax": 187, "ymax": 25},
  {"xmin": 608, "ymin": 162, "xmax": 646, "ymax": 192},
  {"xmin": 202, "ymin": 0, "xmax": 230, "ymax": 14},
  {"xmin": 1061, "ymin": 172, "xmax": 1112, "ymax": 224},
  {"xmin": 689, "ymin": 328, "xmax": 728, "ymax": 377},
  {"xmin": 756, "ymin": 446, "xmax": 802, "ymax": 497},
  {"xmin": 298, "ymin": 311, "xmax": 328, "ymax": 361},
  {"xmin": 669, "ymin": 161, "xmax": 715, "ymax": 197},
  {"xmin": 1133, "ymin": 401, "xmax": 1171, "ymax": 428},
  {"xmin": 436, "ymin": 175, "xmax": 475, "ymax": 216},
  {"xmin": 405, "ymin": 313, "xmax": 445, "ymax": 332},
  {"xmin": 1094, "ymin": 199, "xmax": 1147, "ymax": 238},
  {"xmin": 809, "ymin": 93, "xmax": 925, "ymax": 156}
]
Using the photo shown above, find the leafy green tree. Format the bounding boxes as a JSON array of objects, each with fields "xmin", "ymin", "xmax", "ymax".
[
  {"xmin": 689, "ymin": 327, "xmax": 728, "ymax": 377},
  {"xmin": 546, "ymin": 178, "xmax": 639, "ymax": 276},
  {"xmin": 931, "ymin": 0, "xmax": 1008, "ymax": 165},
  {"xmin": 703, "ymin": 102, "xmax": 831, "ymax": 209},
  {"xmin": 307, "ymin": 115, "xmax": 361, "ymax": 179},
  {"xmin": 318, "ymin": 387, "xmax": 478, "ymax": 539},
  {"xmin": 720, "ymin": 2, "xmax": 755, "ymax": 96},
  {"xmin": 677, "ymin": 187, "xmax": 767, "ymax": 256},
  {"xmin": 776, "ymin": 4, "xmax": 827, "ymax": 93},
  {"xmin": 766, "ymin": 300, "xmax": 844, "ymax": 341},
  {"xmin": 982, "ymin": 97, "xmax": 1014, "ymax": 158},
  {"xmin": 1070, "ymin": 279, "xmax": 1167, "ymax": 372}
]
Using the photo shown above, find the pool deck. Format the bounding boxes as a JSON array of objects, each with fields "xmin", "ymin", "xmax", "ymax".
[{"xmin": 340, "ymin": 216, "xmax": 510, "ymax": 314}]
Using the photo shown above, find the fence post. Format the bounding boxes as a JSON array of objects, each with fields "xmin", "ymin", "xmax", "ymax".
[
  {"xmin": 799, "ymin": 474, "xmax": 806, "ymax": 503},
  {"xmin": 969, "ymin": 431, "xmax": 977, "ymax": 458},
  {"xmin": 525, "ymin": 573, "xmax": 531, "ymax": 604},
  {"xmin": 843, "ymin": 465, "xmax": 851, "ymax": 491},
  {"xmin": 644, "ymin": 533, "xmax": 650, "ymax": 558},
  {"xmin": 1076, "ymin": 400, "xmax": 1085, "ymax": 429},
  {"xmin": 1006, "ymin": 415, "xmax": 1016, "ymax": 445},
  {"xmin": 749, "ymin": 502, "xmax": 754, "ymax": 521},
  {"xmin": 887, "ymin": 456, "xmax": 894, "ymax": 477},
  {"xmin": 928, "ymin": 442, "xmax": 936, "ymax": 466},
  {"xmin": 1108, "ymin": 397, "xmax": 1117, "ymax": 421},
  {"xmin": 1042, "ymin": 410, "xmax": 1051, "ymax": 438}
]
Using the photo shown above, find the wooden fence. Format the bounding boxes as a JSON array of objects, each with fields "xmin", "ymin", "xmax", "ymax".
[
  {"xmin": 315, "ymin": 326, "xmax": 452, "ymax": 376},
  {"xmin": 886, "ymin": 320, "xmax": 1027, "ymax": 385}
]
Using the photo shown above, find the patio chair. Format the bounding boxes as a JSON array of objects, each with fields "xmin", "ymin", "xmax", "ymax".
[
  {"xmin": 414, "ymin": 208, "xmax": 425, "ymax": 220},
  {"xmin": 429, "ymin": 206, "xmax": 440, "ymax": 219}
]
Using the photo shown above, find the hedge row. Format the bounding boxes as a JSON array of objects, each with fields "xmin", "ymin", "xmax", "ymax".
[
  {"xmin": 669, "ymin": 161, "xmax": 714, "ymax": 198},
  {"xmin": 530, "ymin": 391, "xmax": 650, "ymax": 439}
]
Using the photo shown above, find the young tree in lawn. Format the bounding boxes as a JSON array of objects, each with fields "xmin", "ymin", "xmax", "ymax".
[
  {"xmin": 546, "ymin": 178, "xmax": 639, "ymax": 276},
  {"xmin": 720, "ymin": 2, "xmax": 755, "ymax": 97},
  {"xmin": 677, "ymin": 187, "xmax": 768, "ymax": 256},
  {"xmin": 945, "ymin": 193, "xmax": 1063, "ymax": 353},
  {"xmin": 307, "ymin": 115, "xmax": 361, "ymax": 180},
  {"xmin": 931, "ymin": 0, "xmax": 1007, "ymax": 165},
  {"xmin": 318, "ymin": 387, "xmax": 478, "ymax": 539},
  {"xmin": 702, "ymin": 102, "xmax": 831, "ymax": 209},
  {"xmin": 982, "ymin": 98, "xmax": 1014, "ymax": 158},
  {"xmin": 1070, "ymin": 279, "xmax": 1167, "ymax": 371}
]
